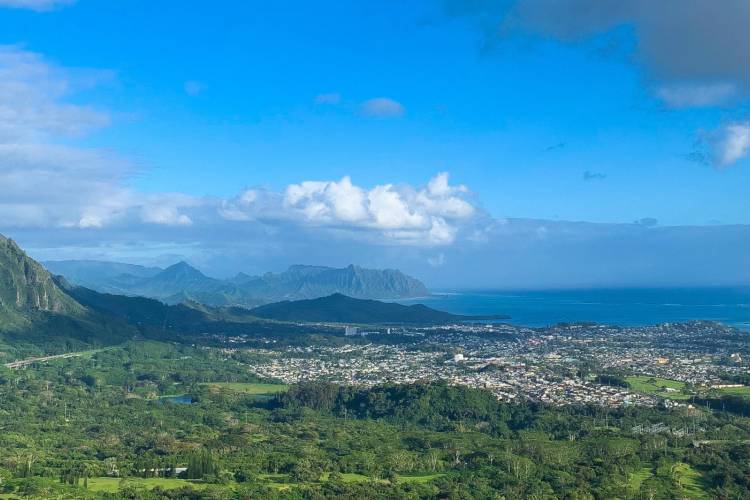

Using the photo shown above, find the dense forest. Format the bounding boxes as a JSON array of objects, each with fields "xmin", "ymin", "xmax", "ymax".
[{"xmin": 0, "ymin": 341, "xmax": 748, "ymax": 499}]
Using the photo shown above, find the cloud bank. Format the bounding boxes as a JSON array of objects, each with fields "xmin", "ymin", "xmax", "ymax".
[{"xmin": 0, "ymin": 46, "xmax": 199, "ymax": 229}]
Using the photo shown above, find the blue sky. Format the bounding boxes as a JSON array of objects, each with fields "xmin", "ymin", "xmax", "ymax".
[{"xmin": 1, "ymin": 0, "xmax": 750, "ymax": 287}]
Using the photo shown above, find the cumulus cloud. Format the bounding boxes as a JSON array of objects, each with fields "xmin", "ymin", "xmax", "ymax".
[
  {"xmin": 221, "ymin": 173, "xmax": 477, "ymax": 245},
  {"xmin": 0, "ymin": 46, "xmax": 197, "ymax": 230},
  {"xmin": 0, "ymin": 0, "xmax": 74, "ymax": 10},
  {"xmin": 361, "ymin": 97, "xmax": 405, "ymax": 118},
  {"xmin": 709, "ymin": 121, "xmax": 750, "ymax": 168}
]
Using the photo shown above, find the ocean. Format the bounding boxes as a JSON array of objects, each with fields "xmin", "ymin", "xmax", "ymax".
[{"xmin": 394, "ymin": 287, "xmax": 750, "ymax": 330}]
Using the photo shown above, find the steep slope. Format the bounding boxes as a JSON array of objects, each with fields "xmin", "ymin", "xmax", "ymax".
[
  {"xmin": 249, "ymin": 293, "xmax": 508, "ymax": 324},
  {"xmin": 0, "ymin": 235, "xmax": 144, "ymax": 355},
  {"xmin": 0, "ymin": 235, "xmax": 84, "ymax": 329}
]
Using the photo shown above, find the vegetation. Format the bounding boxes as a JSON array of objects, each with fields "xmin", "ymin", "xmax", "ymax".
[
  {"xmin": 249, "ymin": 292, "xmax": 508, "ymax": 324},
  {"xmin": 199, "ymin": 382, "xmax": 288, "ymax": 395},
  {"xmin": 2, "ymin": 238, "xmax": 749, "ymax": 498},
  {"xmin": 46, "ymin": 260, "xmax": 430, "ymax": 307},
  {"xmin": 0, "ymin": 342, "xmax": 749, "ymax": 498}
]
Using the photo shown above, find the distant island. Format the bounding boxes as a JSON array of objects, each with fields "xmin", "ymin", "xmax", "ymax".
[{"xmin": 45, "ymin": 260, "xmax": 429, "ymax": 308}]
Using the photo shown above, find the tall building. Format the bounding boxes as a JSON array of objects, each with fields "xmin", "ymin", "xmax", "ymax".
[{"xmin": 345, "ymin": 326, "xmax": 358, "ymax": 336}]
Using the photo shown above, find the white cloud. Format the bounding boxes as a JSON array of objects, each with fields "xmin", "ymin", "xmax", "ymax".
[
  {"xmin": 0, "ymin": 46, "xmax": 110, "ymax": 142},
  {"xmin": 222, "ymin": 173, "xmax": 477, "ymax": 246},
  {"xmin": 711, "ymin": 121, "xmax": 750, "ymax": 167},
  {"xmin": 366, "ymin": 184, "xmax": 426, "ymax": 229},
  {"xmin": 0, "ymin": 46, "xmax": 197, "ymax": 230},
  {"xmin": 656, "ymin": 82, "xmax": 738, "ymax": 109},
  {"xmin": 0, "ymin": 0, "xmax": 74, "ymax": 10},
  {"xmin": 140, "ymin": 194, "xmax": 198, "ymax": 226},
  {"xmin": 361, "ymin": 97, "xmax": 405, "ymax": 118}
]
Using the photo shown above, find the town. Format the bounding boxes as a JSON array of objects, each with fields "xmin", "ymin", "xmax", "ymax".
[{"xmin": 216, "ymin": 320, "xmax": 750, "ymax": 409}]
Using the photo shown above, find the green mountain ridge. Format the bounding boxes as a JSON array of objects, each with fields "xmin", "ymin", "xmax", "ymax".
[
  {"xmin": 0, "ymin": 236, "xmax": 502, "ymax": 358},
  {"xmin": 249, "ymin": 293, "xmax": 508, "ymax": 324},
  {"xmin": 0, "ymin": 235, "xmax": 85, "ymax": 329},
  {"xmin": 45, "ymin": 260, "xmax": 429, "ymax": 307}
]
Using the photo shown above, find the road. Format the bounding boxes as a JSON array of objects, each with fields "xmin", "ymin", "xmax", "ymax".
[{"xmin": 4, "ymin": 349, "xmax": 105, "ymax": 369}]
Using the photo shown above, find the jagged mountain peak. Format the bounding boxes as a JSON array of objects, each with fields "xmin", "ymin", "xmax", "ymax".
[
  {"xmin": 48, "ymin": 260, "xmax": 429, "ymax": 307},
  {"xmin": 159, "ymin": 261, "xmax": 206, "ymax": 279}
]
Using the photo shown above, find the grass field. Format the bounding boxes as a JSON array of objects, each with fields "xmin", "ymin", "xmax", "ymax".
[
  {"xmin": 627, "ymin": 466, "xmax": 653, "ymax": 492},
  {"xmin": 715, "ymin": 385, "xmax": 750, "ymax": 398},
  {"xmin": 201, "ymin": 382, "xmax": 288, "ymax": 395},
  {"xmin": 672, "ymin": 463, "xmax": 710, "ymax": 499},
  {"xmin": 87, "ymin": 477, "xmax": 210, "ymax": 493},
  {"xmin": 626, "ymin": 376, "xmax": 690, "ymax": 400}
]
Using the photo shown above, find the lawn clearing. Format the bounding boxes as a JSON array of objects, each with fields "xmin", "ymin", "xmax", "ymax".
[
  {"xmin": 87, "ymin": 477, "xmax": 210, "ymax": 493},
  {"xmin": 627, "ymin": 466, "xmax": 653, "ymax": 492},
  {"xmin": 201, "ymin": 382, "xmax": 288, "ymax": 395},
  {"xmin": 626, "ymin": 376, "xmax": 690, "ymax": 400},
  {"xmin": 672, "ymin": 463, "xmax": 710, "ymax": 499},
  {"xmin": 714, "ymin": 385, "xmax": 750, "ymax": 398}
]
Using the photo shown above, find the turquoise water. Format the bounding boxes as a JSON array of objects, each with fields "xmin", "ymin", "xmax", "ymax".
[
  {"xmin": 395, "ymin": 287, "xmax": 750, "ymax": 329},
  {"xmin": 158, "ymin": 395, "xmax": 193, "ymax": 404}
]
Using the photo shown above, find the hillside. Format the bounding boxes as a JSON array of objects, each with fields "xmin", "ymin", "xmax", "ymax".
[
  {"xmin": 0, "ymin": 235, "xmax": 146, "ymax": 357},
  {"xmin": 45, "ymin": 260, "xmax": 429, "ymax": 307},
  {"xmin": 249, "ymin": 293, "xmax": 508, "ymax": 324},
  {"xmin": 0, "ymin": 235, "xmax": 84, "ymax": 330}
]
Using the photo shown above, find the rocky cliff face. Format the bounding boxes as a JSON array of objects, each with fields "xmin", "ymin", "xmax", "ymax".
[
  {"xmin": 0, "ymin": 235, "xmax": 83, "ymax": 326},
  {"xmin": 236, "ymin": 264, "xmax": 429, "ymax": 302}
]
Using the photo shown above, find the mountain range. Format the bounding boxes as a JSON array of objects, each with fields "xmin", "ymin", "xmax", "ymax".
[
  {"xmin": 1, "ymin": 235, "xmax": 501, "ymax": 355},
  {"xmin": 44, "ymin": 260, "xmax": 429, "ymax": 307}
]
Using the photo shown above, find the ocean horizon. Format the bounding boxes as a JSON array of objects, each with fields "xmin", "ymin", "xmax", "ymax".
[{"xmin": 394, "ymin": 286, "xmax": 750, "ymax": 330}]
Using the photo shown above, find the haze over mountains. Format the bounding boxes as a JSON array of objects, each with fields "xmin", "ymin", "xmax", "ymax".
[
  {"xmin": 0, "ymin": 235, "xmax": 497, "ymax": 356},
  {"xmin": 45, "ymin": 260, "xmax": 429, "ymax": 307}
]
